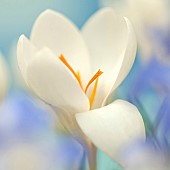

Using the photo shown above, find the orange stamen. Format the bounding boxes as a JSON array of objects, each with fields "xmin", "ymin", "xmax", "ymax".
[
  {"xmin": 85, "ymin": 70, "xmax": 103, "ymax": 93},
  {"xmin": 59, "ymin": 54, "xmax": 83, "ymax": 89},
  {"xmin": 89, "ymin": 77, "xmax": 99, "ymax": 109},
  {"xmin": 59, "ymin": 54, "xmax": 103, "ymax": 109},
  {"xmin": 77, "ymin": 71, "xmax": 83, "ymax": 90}
]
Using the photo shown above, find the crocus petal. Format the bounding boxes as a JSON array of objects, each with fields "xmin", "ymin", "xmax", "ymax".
[
  {"xmin": 82, "ymin": 8, "xmax": 129, "ymax": 73},
  {"xmin": 26, "ymin": 48, "xmax": 90, "ymax": 113},
  {"xmin": 82, "ymin": 8, "xmax": 137, "ymax": 107},
  {"xmin": 17, "ymin": 35, "xmax": 38, "ymax": 83},
  {"xmin": 30, "ymin": 9, "xmax": 91, "ymax": 84},
  {"xmin": 108, "ymin": 16, "xmax": 137, "ymax": 91},
  {"xmin": 76, "ymin": 100, "xmax": 145, "ymax": 160},
  {"xmin": 0, "ymin": 53, "xmax": 8, "ymax": 99}
]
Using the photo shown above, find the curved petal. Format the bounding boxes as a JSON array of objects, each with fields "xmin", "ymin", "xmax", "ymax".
[
  {"xmin": 82, "ymin": 8, "xmax": 137, "ymax": 107},
  {"xmin": 82, "ymin": 8, "xmax": 128, "ymax": 72},
  {"xmin": 30, "ymin": 9, "xmax": 91, "ymax": 84},
  {"xmin": 26, "ymin": 48, "xmax": 90, "ymax": 114},
  {"xmin": 17, "ymin": 35, "xmax": 38, "ymax": 83},
  {"xmin": 105, "ymin": 17, "xmax": 137, "ymax": 96},
  {"xmin": 76, "ymin": 100, "xmax": 145, "ymax": 161}
]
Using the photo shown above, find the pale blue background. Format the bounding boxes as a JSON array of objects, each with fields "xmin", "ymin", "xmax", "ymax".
[{"xmin": 0, "ymin": 0, "xmax": 99, "ymax": 56}]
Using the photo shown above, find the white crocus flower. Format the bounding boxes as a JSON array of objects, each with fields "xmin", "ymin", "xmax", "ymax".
[
  {"xmin": 17, "ymin": 8, "xmax": 145, "ymax": 169},
  {"xmin": 0, "ymin": 52, "xmax": 9, "ymax": 100}
]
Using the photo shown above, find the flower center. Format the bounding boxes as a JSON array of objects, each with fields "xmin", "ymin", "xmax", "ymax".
[{"xmin": 59, "ymin": 54, "xmax": 103, "ymax": 109}]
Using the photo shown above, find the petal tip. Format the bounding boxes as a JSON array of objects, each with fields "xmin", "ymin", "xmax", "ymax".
[
  {"xmin": 18, "ymin": 34, "xmax": 26, "ymax": 44},
  {"xmin": 39, "ymin": 9, "xmax": 57, "ymax": 17},
  {"xmin": 17, "ymin": 35, "xmax": 27, "ymax": 55},
  {"xmin": 17, "ymin": 34, "xmax": 29, "ymax": 48}
]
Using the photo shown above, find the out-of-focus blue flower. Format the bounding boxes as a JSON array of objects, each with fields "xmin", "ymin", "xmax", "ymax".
[
  {"xmin": 146, "ymin": 27, "xmax": 170, "ymax": 64},
  {"xmin": 0, "ymin": 91, "xmax": 53, "ymax": 138},
  {"xmin": 0, "ymin": 91, "xmax": 84, "ymax": 170},
  {"xmin": 118, "ymin": 140, "xmax": 169, "ymax": 170},
  {"xmin": 132, "ymin": 58, "xmax": 170, "ymax": 92},
  {"xmin": 120, "ymin": 57, "xmax": 170, "ymax": 157},
  {"xmin": 127, "ymin": 58, "xmax": 170, "ymax": 128},
  {"xmin": 152, "ymin": 95, "xmax": 170, "ymax": 155}
]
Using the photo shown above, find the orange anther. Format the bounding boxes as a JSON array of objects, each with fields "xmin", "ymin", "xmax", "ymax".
[{"xmin": 85, "ymin": 70, "xmax": 103, "ymax": 93}]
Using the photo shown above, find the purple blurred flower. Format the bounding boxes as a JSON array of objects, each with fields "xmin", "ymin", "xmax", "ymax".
[
  {"xmin": 127, "ymin": 58, "xmax": 170, "ymax": 154},
  {"xmin": 0, "ymin": 91, "xmax": 85, "ymax": 170}
]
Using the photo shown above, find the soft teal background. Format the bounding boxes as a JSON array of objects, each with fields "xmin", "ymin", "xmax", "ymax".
[{"xmin": 0, "ymin": 0, "xmax": 99, "ymax": 56}]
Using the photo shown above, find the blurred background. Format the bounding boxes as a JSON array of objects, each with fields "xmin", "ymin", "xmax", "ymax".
[{"xmin": 0, "ymin": 0, "xmax": 170, "ymax": 169}]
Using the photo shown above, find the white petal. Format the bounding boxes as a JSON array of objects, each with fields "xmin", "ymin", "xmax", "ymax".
[
  {"xmin": 0, "ymin": 53, "xmax": 8, "ymax": 99},
  {"xmin": 82, "ymin": 8, "xmax": 128, "ymax": 72},
  {"xmin": 17, "ymin": 35, "xmax": 38, "ymax": 83},
  {"xmin": 26, "ymin": 48, "xmax": 90, "ymax": 113},
  {"xmin": 108, "ymin": 17, "xmax": 137, "ymax": 91},
  {"xmin": 76, "ymin": 100, "xmax": 145, "ymax": 161},
  {"xmin": 82, "ymin": 8, "xmax": 137, "ymax": 107},
  {"xmin": 30, "ymin": 9, "xmax": 91, "ymax": 83}
]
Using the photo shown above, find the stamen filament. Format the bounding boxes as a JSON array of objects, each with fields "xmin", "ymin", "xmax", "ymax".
[
  {"xmin": 85, "ymin": 70, "xmax": 103, "ymax": 93},
  {"xmin": 59, "ymin": 54, "xmax": 83, "ymax": 89},
  {"xmin": 77, "ymin": 71, "xmax": 83, "ymax": 90},
  {"xmin": 89, "ymin": 77, "xmax": 99, "ymax": 109}
]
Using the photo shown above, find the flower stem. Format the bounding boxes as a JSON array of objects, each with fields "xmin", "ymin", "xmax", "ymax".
[
  {"xmin": 85, "ymin": 142, "xmax": 96, "ymax": 170},
  {"xmin": 54, "ymin": 108, "xmax": 97, "ymax": 170}
]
